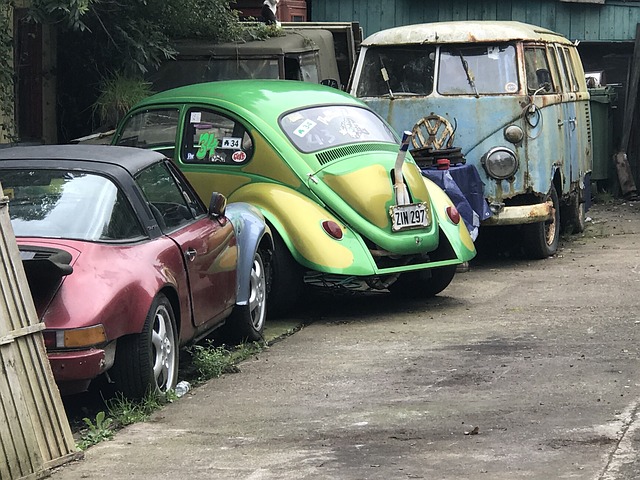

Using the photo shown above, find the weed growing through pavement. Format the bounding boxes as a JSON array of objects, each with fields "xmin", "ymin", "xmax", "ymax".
[
  {"xmin": 76, "ymin": 411, "xmax": 114, "ymax": 450},
  {"xmin": 188, "ymin": 341, "xmax": 264, "ymax": 382},
  {"xmin": 107, "ymin": 391, "xmax": 165, "ymax": 427}
]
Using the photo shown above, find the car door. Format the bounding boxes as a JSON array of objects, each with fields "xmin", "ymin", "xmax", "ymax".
[
  {"xmin": 556, "ymin": 45, "xmax": 580, "ymax": 188},
  {"xmin": 136, "ymin": 160, "xmax": 237, "ymax": 326}
]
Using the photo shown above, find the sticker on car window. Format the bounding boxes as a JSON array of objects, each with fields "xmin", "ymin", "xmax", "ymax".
[
  {"xmin": 196, "ymin": 132, "xmax": 219, "ymax": 160},
  {"xmin": 286, "ymin": 112, "xmax": 304, "ymax": 123},
  {"xmin": 505, "ymin": 82, "xmax": 518, "ymax": 93},
  {"xmin": 190, "ymin": 112, "xmax": 202, "ymax": 123},
  {"xmin": 232, "ymin": 151, "xmax": 247, "ymax": 163},
  {"xmin": 294, "ymin": 119, "xmax": 317, "ymax": 138},
  {"xmin": 339, "ymin": 117, "xmax": 370, "ymax": 139},
  {"xmin": 221, "ymin": 137, "xmax": 242, "ymax": 149}
]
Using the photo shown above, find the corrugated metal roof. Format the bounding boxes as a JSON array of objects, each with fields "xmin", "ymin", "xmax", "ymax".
[{"xmin": 362, "ymin": 21, "xmax": 572, "ymax": 46}]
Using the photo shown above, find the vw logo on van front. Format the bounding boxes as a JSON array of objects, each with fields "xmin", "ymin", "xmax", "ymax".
[{"xmin": 481, "ymin": 147, "xmax": 519, "ymax": 180}]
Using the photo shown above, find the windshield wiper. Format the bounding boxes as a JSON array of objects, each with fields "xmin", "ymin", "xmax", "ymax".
[
  {"xmin": 457, "ymin": 50, "xmax": 480, "ymax": 98},
  {"xmin": 379, "ymin": 56, "xmax": 395, "ymax": 99}
]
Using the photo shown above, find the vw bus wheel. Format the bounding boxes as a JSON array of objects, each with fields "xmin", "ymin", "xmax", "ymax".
[
  {"xmin": 225, "ymin": 249, "xmax": 268, "ymax": 343},
  {"xmin": 388, "ymin": 265, "xmax": 457, "ymax": 298},
  {"xmin": 268, "ymin": 232, "xmax": 303, "ymax": 317},
  {"xmin": 522, "ymin": 186, "xmax": 560, "ymax": 259},
  {"xmin": 567, "ymin": 195, "xmax": 586, "ymax": 234},
  {"xmin": 111, "ymin": 294, "xmax": 179, "ymax": 399}
]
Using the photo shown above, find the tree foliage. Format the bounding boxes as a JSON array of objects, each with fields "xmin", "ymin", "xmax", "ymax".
[{"xmin": 28, "ymin": 0, "xmax": 247, "ymax": 139}]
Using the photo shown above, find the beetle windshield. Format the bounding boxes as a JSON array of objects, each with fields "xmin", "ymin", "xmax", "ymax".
[
  {"xmin": 280, "ymin": 105, "xmax": 397, "ymax": 154},
  {"xmin": 355, "ymin": 46, "xmax": 436, "ymax": 97},
  {"xmin": 438, "ymin": 44, "xmax": 518, "ymax": 95},
  {"xmin": 1, "ymin": 169, "xmax": 145, "ymax": 242}
]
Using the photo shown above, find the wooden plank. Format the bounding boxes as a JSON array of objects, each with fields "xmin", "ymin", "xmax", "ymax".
[
  {"xmin": 620, "ymin": 23, "xmax": 640, "ymax": 154},
  {"xmin": 481, "ymin": 0, "xmax": 497, "ymax": 20},
  {"xmin": 0, "ymin": 345, "xmax": 43, "ymax": 478},
  {"xmin": 599, "ymin": 3, "xmax": 614, "ymax": 41},
  {"xmin": 495, "ymin": 0, "xmax": 512, "ymax": 21},
  {"xmin": 540, "ymin": 1, "xmax": 557, "ymax": 32},
  {"xmin": 583, "ymin": 4, "xmax": 601, "ymax": 40}
]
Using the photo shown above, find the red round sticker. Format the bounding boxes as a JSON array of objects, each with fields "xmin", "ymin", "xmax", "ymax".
[{"xmin": 232, "ymin": 151, "xmax": 247, "ymax": 163}]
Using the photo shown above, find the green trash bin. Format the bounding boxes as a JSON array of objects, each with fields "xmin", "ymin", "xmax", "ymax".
[{"xmin": 589, "ymin": 86, "xmax": 618, "ymax": 186}]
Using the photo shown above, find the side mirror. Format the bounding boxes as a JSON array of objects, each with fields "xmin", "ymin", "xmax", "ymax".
[
  {"xmin": 208, "ymin": 192, "xmax": 227, "ymax": 217},
  {"xmin": 320, "ymin": 78, "xmax": 340, "ymax": 89}
]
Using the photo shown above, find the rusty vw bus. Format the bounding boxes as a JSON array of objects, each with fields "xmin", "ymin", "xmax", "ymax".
[{"xmin": 350, "ymin": 21, "xmax": 592, "ymax": 258}]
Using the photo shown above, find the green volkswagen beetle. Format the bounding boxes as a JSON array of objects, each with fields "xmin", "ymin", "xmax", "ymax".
[{"xmin": 113, "ymin": 80, "xmax": 475, "ymax": 314}]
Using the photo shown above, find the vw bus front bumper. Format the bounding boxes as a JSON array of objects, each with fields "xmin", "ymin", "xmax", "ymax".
[{"xmin": 482, "ymin": 200, "xmax": 554, "ymax": 226}]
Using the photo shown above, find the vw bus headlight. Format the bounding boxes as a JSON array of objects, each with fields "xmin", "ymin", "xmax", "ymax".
[{"xmin": 481, "ymin": 147, "xmax": 518, "ymax": 180}]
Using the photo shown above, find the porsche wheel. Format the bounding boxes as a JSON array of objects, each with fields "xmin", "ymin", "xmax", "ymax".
[
  {"xmin": 111, "ymin": 294, "xmax": 179, "ymax": 399},
  {"xmin": 225, "ymin": 249, "xmax": 268, "ymax": 343},
  {"xmin": 388, "ymin": 265, "xmax": 457, "ymax": 298},
  {"xmin": 522, "ymin": 186, "xmax": 560, "ymax": 259}
]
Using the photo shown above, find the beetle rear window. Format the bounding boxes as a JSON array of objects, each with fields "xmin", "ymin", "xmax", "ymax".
[{"xmin": 280, "ymin": 105, "xmax": 397, "ymax": 154}]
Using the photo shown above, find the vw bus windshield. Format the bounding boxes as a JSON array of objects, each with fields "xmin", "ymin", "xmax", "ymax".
[
  {"xmin": 355, "ymin": 46, "xmax": 436, "ymax": 97},
  {"xmin": 280, "ymin": 105, "xmax": 397, "ymax": 154},
  {"xmin": 438, "ymin": 44, "xmax": 518, "ymax": 95}
]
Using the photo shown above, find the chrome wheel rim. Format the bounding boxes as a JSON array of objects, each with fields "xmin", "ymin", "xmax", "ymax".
[
  {"xmin": 151, "ymin": 304, "xmax": 176, "ymax": 392},
  {"xmin": 248, "ymin": 254, "xmax": 267, "ymax": 332}
]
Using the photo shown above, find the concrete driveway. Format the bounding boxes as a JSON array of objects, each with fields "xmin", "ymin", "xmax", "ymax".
[{"xmin": 51, "ymin": 200, "xmax": 640, "ymax": 480}]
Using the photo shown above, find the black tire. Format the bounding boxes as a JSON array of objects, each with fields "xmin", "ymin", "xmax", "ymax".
[
  {"xmin": 225, "ymin": 249, "xmax": 268, "ymax": 343},
  {"xmin": 522, "ymin": 186, "xmax": 560, "ymax": 259},
  {"xmin": 110, "ymin": 294, "xmax": 179, "ymax": 399},
  {"xmin": 267, "ymin": 232, "xmax": 304, "ymax": 317},
  {"xmin": 388, "ymin": 265, "xmax": 457, "ymax": 298},
  {"xmin": 566, "ymin": 193, "xmax": 586, "ymax": 234}
]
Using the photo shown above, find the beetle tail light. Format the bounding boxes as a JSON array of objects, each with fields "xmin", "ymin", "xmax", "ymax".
[
  {"xmin": 322, "ymin": 220, "xmax": 343, "ymax": 240},
  {"xmin": 446, "ymin": 206, "xmax": 461, "ymax": 225}
]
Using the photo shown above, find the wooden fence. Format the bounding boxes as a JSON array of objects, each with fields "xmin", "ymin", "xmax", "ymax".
[{"xmin": 0, "ymin": 189, "xmax": 81, "ymax": 480}]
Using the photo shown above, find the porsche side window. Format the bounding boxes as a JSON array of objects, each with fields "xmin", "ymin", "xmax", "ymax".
[
  {"xmin": 116, "ymin": 108, "xmax": 180, "ymax": 159},
  {"xmin": 136, "ymin": 162, "xmax": 194, "ymax": 232},
  {"xmin": 181, "ymin": 108, "xmax": 254, "ymax": 165}
]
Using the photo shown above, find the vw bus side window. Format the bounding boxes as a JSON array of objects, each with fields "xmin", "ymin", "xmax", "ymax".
[
  {"xmin": 438, "ymin": 44, "xmax": 518, "ymax": 95},
  {"xmin": 355, "ymin": 46, "xmax": 436, "ymax": 97},
  {"xmin": 561, "ymin": 47, "xmax": 579, "ymax": 92},
  {"xmin": 524, "ymin": 46, "xmax": 555, "ymax": 94},
  {"xmin": 555, "ymin": 46, "xmax": 573, "ymax": 93},
  {"xmin": 182, "ymin": 108, "xmax": 254, "ymax": 165}
]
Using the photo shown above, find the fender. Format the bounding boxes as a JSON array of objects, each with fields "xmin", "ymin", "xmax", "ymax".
[
  {"xmin": 225, "ymin": 202, "xmax": 273, "ymax": 306},
  {"xmin": 229, "ymin": 183, "xmax": 378, "ymax": 275}
]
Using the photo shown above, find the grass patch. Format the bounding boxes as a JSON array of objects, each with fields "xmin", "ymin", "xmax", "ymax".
[{"xmin": 188, "ymin": 341, "xmax": 264, "ymax": 382}]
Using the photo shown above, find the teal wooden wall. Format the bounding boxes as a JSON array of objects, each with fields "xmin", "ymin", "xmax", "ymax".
[{"xmin": 310, "ymin": 0, "xmax": 640, "ymax": 41}]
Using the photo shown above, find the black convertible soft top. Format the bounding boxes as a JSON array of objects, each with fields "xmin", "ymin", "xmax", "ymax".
[{"xmin": 0, "ymin": 145, "xmax": 165, "ymax": 177}]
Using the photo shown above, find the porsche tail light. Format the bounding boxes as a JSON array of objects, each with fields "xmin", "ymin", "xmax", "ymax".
[
  {"xmin": 43, "ymin": 325, "xmax": 107, "ymax": 349},
  {"xmin": 446, "ymin": 206, "xmax": 461, "ymax": 225},
  {"xmin": 322, "ymin": 220, "xmax": 344, "ymax": 240}
]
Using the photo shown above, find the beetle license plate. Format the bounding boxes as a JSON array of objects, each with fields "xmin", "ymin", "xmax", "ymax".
[{"xmin": 390, "ymin": 203, "xmax": 429, "ymax": 231}]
